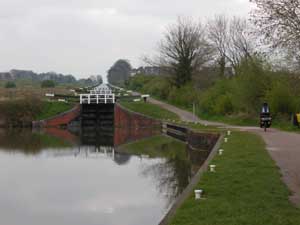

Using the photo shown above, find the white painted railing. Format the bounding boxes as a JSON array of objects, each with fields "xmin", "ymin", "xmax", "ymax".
[
  {"xmin": 80, "ymin": 94, "xmax": 115, "ymax": 104},
  {"xmin": 90, "ymin": 90, "xmax": 112, "ymax": 95}
]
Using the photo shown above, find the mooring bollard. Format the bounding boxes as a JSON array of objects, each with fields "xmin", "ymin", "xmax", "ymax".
[
  {"xmin": 210, "ymin": 165, "xmax": 216, "ymax": 172},
  {"xmin": 194, "ymin": 190, "xmax": 203, "ymax": 200},
  {"xmin": 224, "ymin": 137, "xmax": 228, "ymax": 143},
  {"xmin": 219, "ymin": 149, "xmax": 224, "ymax": 155},
  {"xmin": 227, "ymin": 130, "xmax": 231, "ymax": 136}
]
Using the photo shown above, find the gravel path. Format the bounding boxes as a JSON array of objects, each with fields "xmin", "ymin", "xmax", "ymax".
[{"xmin": 148, "ymin": 97, "xmax": 300, "ymax": 205}]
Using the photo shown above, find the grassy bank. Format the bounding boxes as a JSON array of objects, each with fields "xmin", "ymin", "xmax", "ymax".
[
  {"xmin": 120, "ymin": 101, "xmax": 179, "ymax": 121},
  {"xmin": 0, "ymin": 98, "xmax": 75, "ymax": 127},
  {"xmin": 34, "ymin": 101, "xmax": 75, "ymax": 120},
  {"xmin": 168, "ymin": 132, "xmax": 300, "ymax": 225}
]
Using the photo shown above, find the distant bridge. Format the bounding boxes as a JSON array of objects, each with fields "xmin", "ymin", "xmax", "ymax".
[{"xmin": 80, "ymin": 84, "xmax": 115, "ymax": 104}]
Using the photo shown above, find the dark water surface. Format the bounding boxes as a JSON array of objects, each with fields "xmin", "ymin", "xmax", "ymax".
[{"xmin": 0, "ymin": 129, "xmax": 208, "ymax": 225}]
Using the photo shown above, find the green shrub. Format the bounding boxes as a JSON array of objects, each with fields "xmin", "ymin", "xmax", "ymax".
[
  {"xmin": 142, "ymin": 77, "xmax": 171, "ymax": 99},
  {"xmin": 213, "ymin": 94, "xmax": 234, "ymax": 115},
  {"xmin": 199, "ymin": 79, "xmax": 235, "ymax": 115},
  {"xmin": 0, "ymin": 97, "xmax": 43, "ymax": 127},
  {"xmin": 267, "ymin": 80, "xmax": 296, "ymax": 116},
  {"xmin": 5, "ymin": 81, "xmax": 16, "ymax": 88},
  {"xmin": 233, "ymin": 59, "xmax": 271, "ymax": 114},
  {"xmin": 168, "ymin": 84, "xmax": 201, "ymax": 108}
]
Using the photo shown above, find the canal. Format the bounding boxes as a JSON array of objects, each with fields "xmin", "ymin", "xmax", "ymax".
[{"xmin": 0, "ymin": 128, "xmax": 211, "ymax": 225}]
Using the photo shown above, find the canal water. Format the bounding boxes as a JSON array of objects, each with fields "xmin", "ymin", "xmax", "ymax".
[{"xmin": 0, "ymin": 128, "xmax": 209, "ymax": 225}]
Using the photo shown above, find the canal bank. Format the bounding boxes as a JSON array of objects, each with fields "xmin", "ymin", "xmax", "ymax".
[
  {"xmin": 119, "ymin": 100, "xmax": 300, "ymax": 225},
  {"xmin": 0, "ymin": 98, "xmax": 75, "ymax": 128},
  {"xmin": 167, "ymin": 132, "xmax": 300, "ymax": 225}
]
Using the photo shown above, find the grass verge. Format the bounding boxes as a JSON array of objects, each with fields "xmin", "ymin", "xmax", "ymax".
[
  {"xmin": 35, "ymin": 101, "xmax": 75, "ymax": 120},
  {"xmin": 120, "ymin": 101, "xmax": 179, "ymax": 121},
  {"xmin": 169, "ymin": 132, "xmax": 300, "ymax": 225}
]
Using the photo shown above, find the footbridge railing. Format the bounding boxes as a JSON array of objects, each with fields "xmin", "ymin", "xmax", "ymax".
[
  {"xmin": 80, "ymin": 94, "xmax": 115, "ymax": 104},
  {"xmin": 80, "ymin": 83, "xmax": 115, "ymax": 104}
]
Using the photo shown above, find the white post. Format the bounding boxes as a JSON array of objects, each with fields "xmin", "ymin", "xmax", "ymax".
[
  {"xmin": 194, "ymin": 190, "xmax": 203, "ymax": 200},
  {"xmin": 88, "ymin": 95, "xmax": 90, "ymax": 104},
  {"xmin": 105, "ymin": 94, "xmax": 107, "ymax": 104},
  {"xmin": 80, "ymin": 95, "xmax": 82, "ymax": 104},
  {"xmin": 210, "ymin": 165, "xmax": 216, "ymax": 172}
]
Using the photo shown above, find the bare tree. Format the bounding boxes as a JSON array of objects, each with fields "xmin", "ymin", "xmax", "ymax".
[
  {"xmin": 227, "ymin": 17, "xmax": 255, "ymax": 69},
  {"xmin": 159, "ymin": 17, "xmax": 214, "ymax": 87},
  {"xmin": 208, "ymin": 16, "xmax": 256, "ymax": 74},
  {"xmin": 250, "ymin": 0, "xmax": 300, "ymax": 52},
  {"xmin": 207, "ymin": 15, "xmax": 228, "ymax": 76}
]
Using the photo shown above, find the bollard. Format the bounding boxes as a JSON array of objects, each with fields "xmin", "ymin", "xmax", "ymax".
[
  {"xmin": 224, "ymin": 138, "xmax": 228, "ymax": 143},
  {"xmin": 210, "ymin": 165, "xmax": 216, "ymax": 172},
  {"xmin": 227, "ymin": 130, "xmax": 231, "ymax": 136},
  {"xmin": 219, "ymin": 149, "xmax": 224, "ymax": 155},
  {"xmin": 194, "ymin": 190, "xmax": 203, "ymax": 200}
]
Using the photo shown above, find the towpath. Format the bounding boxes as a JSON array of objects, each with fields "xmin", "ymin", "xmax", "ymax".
[{"xmin": 148, "ymin": 97, "xmax": 300, "ymax": 205}]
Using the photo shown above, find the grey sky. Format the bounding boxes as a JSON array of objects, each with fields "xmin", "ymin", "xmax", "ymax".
[{"xmin": 0, "ymin": 0, "xmax": 252, "ymax": 79}]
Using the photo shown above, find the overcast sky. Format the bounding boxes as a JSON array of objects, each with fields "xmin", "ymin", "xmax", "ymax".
[{"xmin": 0, "ymin": 0, "xmax": 252, "ymax": 80}]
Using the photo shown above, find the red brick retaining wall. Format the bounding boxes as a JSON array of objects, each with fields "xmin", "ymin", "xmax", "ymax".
[
  {"xmin": 32, "ymin": 104, "xmax": 81, "ymax": 128},
  {"xmin": 114, "ymin": 104, "xmax": 162, "ymax": 146},
  {"xmin": 114, "ymin": 103, "xmax": 161, "ymax": 128}
]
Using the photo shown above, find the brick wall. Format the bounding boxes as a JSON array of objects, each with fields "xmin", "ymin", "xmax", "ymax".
[
  {"xmin": 114, "ymin": 103, "xmax": 161, "ymax": 128},
  {"xmin": 114, "ymin": 104, "xmax": 162, "ymax": 146},
  {"xmin": 32, "ymin": 104, "xmax": 81, "ymax": 128}
]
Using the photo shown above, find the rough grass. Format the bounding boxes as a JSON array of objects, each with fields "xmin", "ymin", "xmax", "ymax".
[
  {"xmin": 200, "ymin": 112, "xmax": 300, "ymax": 134},
  {"xmin": 35, "ymin": 101, "xmax": 75, "ymax": 120},
  {"xmin": 272, "ymin": 120, "xmax": 300, "ymax": 134},
  {"xmin": 168, "ymin": 132, "xmax": 300, "ymax": 225},
  {"xmin": 198, "ymin": 112, "xmax": 258, "ymax": 126},
  {"xmin": 0, "ymin": 86, "xmax": 76, "ymax": 101},
  {"xmin": 120, "ymin": 101, "xmax": 179, "ymax": 121}
]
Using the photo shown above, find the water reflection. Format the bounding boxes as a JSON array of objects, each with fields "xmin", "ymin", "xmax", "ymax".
[
  {"xmin": 140, "ymin": 154, "xmax": 191, "ymax": 209},
  {"xmin": 0, "ymin": 129, "xmax": 72, "ymax": 155},
  {"xmin": 0, "ymin": 127, "xmax": 211, "ymax": 225}
]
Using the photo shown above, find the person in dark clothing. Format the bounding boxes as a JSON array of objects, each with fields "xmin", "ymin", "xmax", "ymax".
[{"xmin": 260, "ymin": 102, "xmax": 272, "ymax": 131}]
